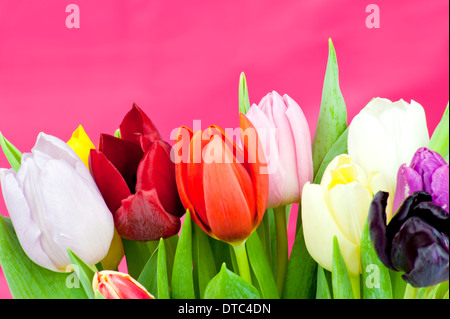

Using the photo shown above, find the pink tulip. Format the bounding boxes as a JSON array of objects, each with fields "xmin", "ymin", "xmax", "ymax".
[{"xmin": 246, "ymin": 91, "xmax": 313, "ymax": 208}]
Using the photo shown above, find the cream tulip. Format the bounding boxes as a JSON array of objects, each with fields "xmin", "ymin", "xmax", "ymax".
[
  {"xmin": 301, "ymin": 154, "xmax": 389, "ymax": 276},
  {"xmin": 348, "ymin": 98, "xmax": 429, "ymax": 196}
]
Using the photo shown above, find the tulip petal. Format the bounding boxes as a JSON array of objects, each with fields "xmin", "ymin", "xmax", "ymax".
[
  {"xmin": 119, "ymin": 103, "xmax": 162, "ymax": 148},
  {"xmin": 431, "ymin": 164, "xmax": 449, "ymax": 213},
  {"xmin": 202, "ymin": 139, "xmax": 255, "ymax": 244},
  {"xmin": 89, "ymin": 149, "xmax": 131, "ymax": 213},
  {"xmin": 284, "ymin": 94, "xmax": 313, "ymax": 195},
  {"xmin": 302, "ymin": 183, "xmax": 359, "ymax": 276},
  {"xmin": 105, "ymin": 272, "xmax": 153, "ymax": 299},
  {"xmin": 239, "ymin": 113, "xmax": 269, "ymax": 227},
  {"xmin": 136, "ymin": 140, "xmax": 184, "ymax": 217},
  {"xmin": 114, "ymin": 189, "xmax": 181, "ymax": 241},
  {"xmin": 0, "ymin": 168, "xmax": 57, "ymax": 271},
  {"xmin": 99, "ymin": 134, "xmax": 144, "ymax": 193},
  {"xmin": 393, "ymin": 165, "xmax": 423, "ymax": 214},
  {"xmin": 246, "ymin": 104, "xmax": 284, "ymax": 208}
]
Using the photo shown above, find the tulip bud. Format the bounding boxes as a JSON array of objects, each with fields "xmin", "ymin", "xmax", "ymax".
[
  {"xmin": 245, "ymin": 91, "xmax": 313, "ymax": 208},
  {"xmin": 369, "ymin": 191, "xmax": 449, "ymax": 287},
  {"xmin": 348, "ymin": 98, "xmax": 429, "ymax": 198},
  {"xmin": 93, "ymin": 270, "xmax": 154, "ymax": 299},
  {"xmin": 174, "ymin": 113, "xmax": 269, "ymax": 245},
  {"xmin": 302, "ymin": 154, "xmax": 390, "ymax": 276},
  {"xmin": 0, "ymin": 133, "xmax": 114, "ymax": 272},
  {"xmin": 393, "ymin": 147, "xmax": 449, "ymax": 214}
]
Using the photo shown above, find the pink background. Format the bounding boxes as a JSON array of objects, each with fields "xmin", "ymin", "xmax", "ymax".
[{"xmin": 0, "ymin": 0, "xmax": 448, "ymax": 298}]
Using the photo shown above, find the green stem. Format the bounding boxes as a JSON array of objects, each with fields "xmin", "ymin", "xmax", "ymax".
[
  {"xmin": 232, "ymin": 241, "xmax": 252, "ymax": 285},
  {"xmin": 274, "ymin": 205, "xmax": 288, "ymax": 296},
  {"xmin": 350, "ymin": 275, "xmax": 360, "ymax": 299}
]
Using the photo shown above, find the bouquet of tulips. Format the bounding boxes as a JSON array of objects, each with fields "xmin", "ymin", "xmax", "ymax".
[{"xmin": 0, "ymin": 39, "xmax": 448, "ymax": 300}]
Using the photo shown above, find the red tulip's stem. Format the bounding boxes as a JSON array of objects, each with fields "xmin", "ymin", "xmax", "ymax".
[
  {"xmin": 274, "ymin": 205, "xmax": 288, "ymax": 296},
  {"xmin": 232, "ymin": 241, "xmax": 252, "ymax": 285}
]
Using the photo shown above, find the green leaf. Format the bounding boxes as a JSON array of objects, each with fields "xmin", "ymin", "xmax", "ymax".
[
  {"xmin": 192, "ymin": 222, "xmax": 217, "ymax": 298},
  {"xmin": 316, "ymin": 266, "xmax": 332, "ymax": 299},
  {"xmin": 256, "ymin": 209, "xmax": 273, "ymax": 266},
  {"xmin": 0, "ymin": 132, "xmax": 22, "ymax": 172},
  {"xmin": 246, "ymin": 231, "xmax": 279, "ymax": 299},
  {"xmin": 171, "ymin": 210, "xmax": 195, "ymax": 299},
  {"xmin": 0, "ymin": 216, "xmax": 88, "ymax": 299},
  {"xmin": 433, "ymin": 281, "xmax": 449, "ymax": 299},
  {"xmin": 331, "ymin": 236, "xmax": 354, "ymax": 299},
  {"xmin": 360, "ymin": 218, "xmax": 393, "ymax": 299},
  {"xmin": 114, "ymin": 128, "xmax": 121, "ymax": 138},
  {"xmin": 122, "ymin": 238, "xmax": 159, "ymax": 279},
  {"xmin": 67, "ymin": 249, "xmax": 97, "ymax": 299},
  {"xmin": 157, "ymin": 238, "xmax": 170, "ymax": 299},
  {"xmin": 137, "ymin": 246, "xmax": 159, "ymax": 298},
  {"xmin": 389, "ymin": 270, "xmax": 407, "ymax": 299},
  {"xmin": 313, "ymin": 128, "xmax": 348, "ymax": 184},
  {"xmin": 312, "ymin": 38, "xmax": 347, "ymax": 179},
  {"xmin": 204, "ymin": 263, "xmax": 261, "ymax": 299},
  {"xmin": 428, "ymin": 102, "xmax": 449, "ymax": 161},
  {"xmin": 282, "ymin": 225, "xmax": 317, "ymax": 299},
  {"xmin": 239, "ymin": 72, "xmax": 251, "ymax": 114}
]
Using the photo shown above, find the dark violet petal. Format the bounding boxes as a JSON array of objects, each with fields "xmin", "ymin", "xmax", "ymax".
[
  {"xmin": 430, "ymin": 164, "xmax": 449, "ymax": 213},
  {"xmin": 114, "ymin": 189, "xmax": 181, "ymax": 241},
  {"xmin": 410, "ymin": 200, "xmax": 449, "ymax": 235},
  {"xmin": 99, "ymin": 134, "xmax": 144, "ymax": 193},
  {"xmin": 402, "ymin": 243, "xmax": 449, "ymax": 287},
  {"xmin": 369, "ymin": 191, "xmax": 395, "ymax": 269},
  {"xmin": 390, "ymin": 216, "xmax": 442, "ymax": 273}
]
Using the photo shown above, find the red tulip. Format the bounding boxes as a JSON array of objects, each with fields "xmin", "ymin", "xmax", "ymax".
[
  {"xmin": 93, "ymin": 271, "xmax": 154, "ymax": 299},
  {"xmin": 90, "ymin": 104, "xmax": 185, "ymax": 241},
  {"xmin": 174, "ymin": 113, "xmax": 269, "ymax": 245}
]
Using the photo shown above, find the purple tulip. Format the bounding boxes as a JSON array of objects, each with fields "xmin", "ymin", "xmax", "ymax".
[
  {"xmin": 393, "ymin": 147, "xmax": 449, "ymax": 214},
  {"xmin": 369, "ymin": 191, "xmax": 449, "ymax": 287}
]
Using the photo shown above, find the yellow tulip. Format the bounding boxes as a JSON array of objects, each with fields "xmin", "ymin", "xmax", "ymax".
[
  {"xmin": 301, "ymin": 154, "xmax": 389, "ymax": 277},
  {"xmin": 67, "ymin": 125, "xmax": 125, "ymax": 270}
]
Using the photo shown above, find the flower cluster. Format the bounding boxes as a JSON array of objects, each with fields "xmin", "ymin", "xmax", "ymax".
[{"xmin": 0, "ymin": 39, "xmax": 448, "ymax": 299}]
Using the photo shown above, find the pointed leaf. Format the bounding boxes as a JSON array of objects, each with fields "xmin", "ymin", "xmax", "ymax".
[
  {"xmin": 246, "ymin": 231, "xmax": 279, "ymax": 299},
  {"xmin": 239, "ymin": 72, "xmax": 251, "ymax": 114},
  {"xmin": 316, "ymin": 266, "xmax": 332, "ymax": 299},
  {"xmin": 0, "ymin": 217, "xmax": 88, "ymax": 299},
  {"xmin": 204, "ymin": 263, "xmax": 260, "ymax": 299},
  {"xmin": 0, "ymin": 132, "xmax": 22, "ymax": 172},
  {"xmin": 428, "ymin": 103, "xmax": 449, "ymax": 161},
  {"xmin": 360, "ymin": 218, "xmax": 393, "ymax": 299},
  {"xmin": 332, "ymin": 236, "xmax": 354, "ymax": 299},
  {"xmin": 67, "ymin": 249, "xmax": 96, "ymax": 299},
  {"xmin": 122, "ymin": 238, "xmax": 158, "ymax": 279},
  {"xmin": 192, "ymin": 222, "xmax": 217, "ymax": 298},
  {"xmin": 312, "ymin": 38, "xmax": 347, "ymax": 178},
  {"xmin": 171, "ymin": 210, "xmax": 195, "ymax": 299},
  {"xmin": 157, "ymin": 238, "xmax": 170, "ymax": 299},
  {"xmin": 137, "ymin": 247, "xmax": 159, "ymax": 298},
  {"xmin": 282, "ymin": 225, "xmax": 317, "ymax": 299}
]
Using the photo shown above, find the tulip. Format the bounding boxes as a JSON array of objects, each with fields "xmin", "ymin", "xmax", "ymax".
[
  {"xmin": 245, "ymin": 91, "xmax": 313, "ymax": 294},
  {"xmin": 348, "ymin": 98, "xmax": 429, "ymax": 200},
  {"xmin": 302, "ymin": 154, "xmax": 390, "ymax": 280},
  {"xmin": 67, "ymin": 125, "xmax": 125, "ymax": 270},
  {"xmin": 393, "ymin": 147, "xmax": 449, "ymax": 214},
  {"xmin": 93, "ymin": 270, "xmax": 154, "ymax": 299},
  {"xmin": 369, "ymin": 191, "xmax": 449, "ymax": 287},
  {"xmin": 89, "ymin": 104, "xmax": 185, "ymax": 241},
  {"xmin": 174, "ymin": 113, "xmax": 269, "ymax": 283},
  {"xmin": 245, "ymin": 91, "xmax": 313, "ymax": 208},
  {"xmin": 0, "ymin": 133, "xmax": 114, "ymax": 272}
]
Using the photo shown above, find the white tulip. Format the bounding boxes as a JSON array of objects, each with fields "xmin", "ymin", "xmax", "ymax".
[
  {"xmin": 0, "ymin": 133, "xmax": 114, "ymax": 272},
  {"xmin": 301, "ymin": 154, "xmax": 389, "ymax": 276},
  {"xmin": 348, "ymin": 98, "xmax": 429, "ymax": 195}
]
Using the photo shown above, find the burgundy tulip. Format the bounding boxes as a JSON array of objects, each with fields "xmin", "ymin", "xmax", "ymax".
[{"xmin": 90, "ymin": 104, "xmax": 185, "ymax": 241}]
